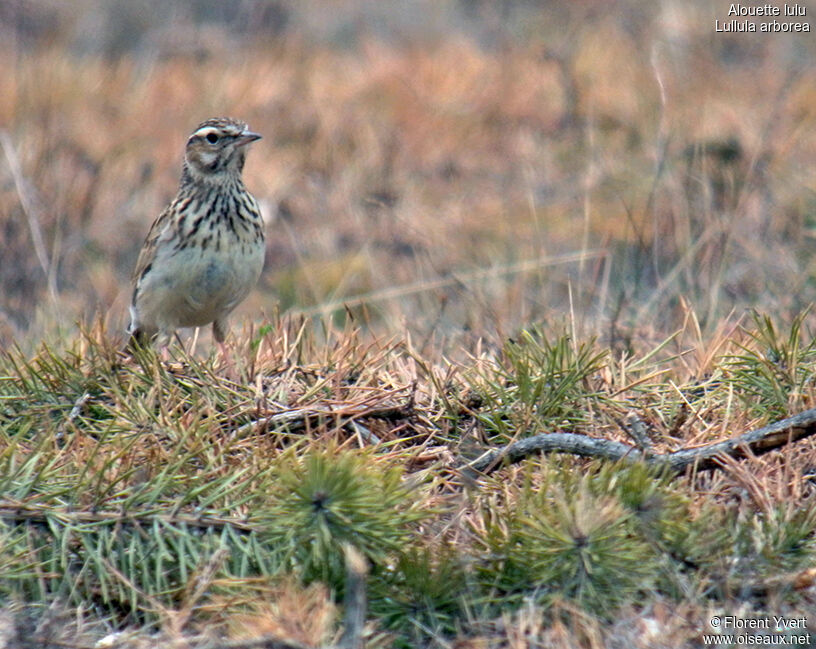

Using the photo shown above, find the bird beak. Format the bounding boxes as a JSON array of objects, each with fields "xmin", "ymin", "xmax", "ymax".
[{"xmin": 236, "ymin": 130, "xmax": 262, "ymax": 147}]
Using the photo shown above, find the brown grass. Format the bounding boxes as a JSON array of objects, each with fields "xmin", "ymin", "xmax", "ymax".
[{"xmin": 3, "ymin": 2, "xmax": 816, "ymax": 647}]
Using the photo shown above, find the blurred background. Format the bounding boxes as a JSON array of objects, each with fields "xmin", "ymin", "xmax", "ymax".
[{"xmin": 1, "ymin": 0, "xmax": 815, "ymax": 352}]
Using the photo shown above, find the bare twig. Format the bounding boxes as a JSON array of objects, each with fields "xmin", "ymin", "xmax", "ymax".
[
  {"xmin": 349, "ymin": 421, "xmax": 382, "ymax": 446},
  {"xmin": 462, "ymin": 407, "xmax": 816, "ymax": 476},
  {"xmin": 235, "ymin": 403, "xmax": 411, "ymax": 436},
  {"xmin": 463, "ymin": 433, "xmax": 638, "ymax": 477},
  {"xmin": 0, "ymin": 130, "xmax": 58, "ymax": 306},
  {"xmin": 55, "ymin": 391, "xmax": 91, "ymax": 444},
  {"xmin": 0, "ymin": 502, "xmax": 254, "ymax": 533},
  {"xmin": 623, "ymin": 412, "xmax": 652, "ymax": 451}
]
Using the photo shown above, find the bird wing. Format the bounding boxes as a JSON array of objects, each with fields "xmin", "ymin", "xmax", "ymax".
[{"xmin": 130, "ymin": 201, "xmax": 179, "ymax": 296}]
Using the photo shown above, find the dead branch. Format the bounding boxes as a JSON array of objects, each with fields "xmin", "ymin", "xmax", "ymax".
[
  {"xmin": 623, "ymin": 412, "xmax": 652, "ymax": 451},
  {"xmin": 234, "ymin": 403, "xmax": 411, "ymax": 436},
  {"xmin": 0, "ymin": 502, "xmax": 254, "ymax": 533},
  {"xmin": 462, "ymin": 407, "xmax": 816, "ymax": 476}
]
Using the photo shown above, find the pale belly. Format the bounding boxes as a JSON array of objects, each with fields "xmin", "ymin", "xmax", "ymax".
[{"xmin": 138, "ymin": 244, "xmax": 264, "ymax": 330}]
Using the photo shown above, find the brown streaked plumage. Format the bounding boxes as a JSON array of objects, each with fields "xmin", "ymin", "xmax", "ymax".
[{"xmin": 129, "ymin": 117, "xmax": 265, "ymax": 351}]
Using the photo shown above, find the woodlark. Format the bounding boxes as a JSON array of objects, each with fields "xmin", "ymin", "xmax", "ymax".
[{"xmin": 128, "ymin": 117, "xmax": 265, "ymax": 353}]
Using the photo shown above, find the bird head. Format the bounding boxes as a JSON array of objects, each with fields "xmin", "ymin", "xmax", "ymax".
[{"xmin": 183, "ymin": 117, "xmax": 261, "ymax": 184}]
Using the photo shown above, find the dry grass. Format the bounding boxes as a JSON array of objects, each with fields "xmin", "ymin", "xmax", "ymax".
[
  {"xmin": 2, "ymin": 1, "xmax": 816, "ymax": 351},
  {"xmin": 3, "ymin": 1, "xmax": 816, "ymax": 647}
]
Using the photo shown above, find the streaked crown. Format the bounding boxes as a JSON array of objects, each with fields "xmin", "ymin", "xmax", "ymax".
[{"xmin": 182, "ymin": 117, "xmax": 261, "ymax": 183}]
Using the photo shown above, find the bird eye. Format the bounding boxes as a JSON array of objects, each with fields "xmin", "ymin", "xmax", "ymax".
[{"xmin": 206, "ymin": 133, "xmax": 219, "ymax": 144}]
